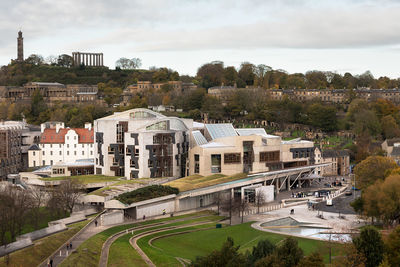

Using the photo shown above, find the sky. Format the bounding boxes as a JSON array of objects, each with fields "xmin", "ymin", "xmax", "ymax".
[{"xmin": 1, "ymin": 0, "xmax": 400, "ymax": 78}]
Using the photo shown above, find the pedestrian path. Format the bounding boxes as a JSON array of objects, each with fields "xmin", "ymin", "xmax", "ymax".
[{"xmin": 39, "ymin": 219, "xmax": 109, "ymax": 267}]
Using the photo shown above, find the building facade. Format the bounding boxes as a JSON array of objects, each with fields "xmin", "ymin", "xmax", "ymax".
[
  {"xmin": 28, "ymin": 122, "xmax": 94, "ymax": 167},
  {"xmin": 94, "ymin": 108, "xmax": 193, "ymax": 179},
  {"xmin": 189, "ymin": 125, "xmax": 315, "ymax": 176},
  {"xmin": 0, "ymin": 82, "xmax": 101, "ymax": 105},
  {"xmin": 313, "ymin": 147, "xmax": 350, "ymax": 176}
]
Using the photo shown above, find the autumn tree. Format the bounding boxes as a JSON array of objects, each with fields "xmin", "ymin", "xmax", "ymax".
[
  {"xmin": 238, "ymin": 62, "xmax": 255, "ymax": 86},
  {"xmin": 223, "ymin": 66, "xmax": 238, "ymax": 86},
  {"xmin": 353, "ymin": 156, "xmax": 397, "ymax": 189},
  {"xmin": 197, "ymin": 61, "xmax": 224, "ymax": 89},
  {"xmin": 237, "ymin": 198, "xmax": 249, "ymax": 223},
  {"xmin": 297, "ymin": 252, "xmax": 325, "ymax": 267},
  {"xmin": 255, "ymin": 190, "xmax": 266, "ymax": 214},
  {"xmin": 381, "ymin": 115, "xmax": 400, "ymax": 139},
  {"xmin": 50, "ymin": 179, "xmax": 83, "ymax": 214}
]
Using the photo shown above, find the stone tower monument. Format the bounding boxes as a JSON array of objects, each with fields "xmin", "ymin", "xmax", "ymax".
[{"xmin": 17, "ymin": 31, "xmax": 23, "ymax": 62}]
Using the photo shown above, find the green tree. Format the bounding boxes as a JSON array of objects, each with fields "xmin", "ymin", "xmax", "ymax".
[
  {"xmin": 30, "ymin": 89, "xmax": 48, "ymax": 123},
  {"xmin": 223, "ymin": 66, "xmax": 238, "ymax": 86},
  {"xmin": 353, "ymin": 226, "xmax": 384, "ymax": 267},
  {"xmin": 197, "ymin": 61, "xmax": 224, "ymax": 89},
  {"xmin": 25, "ymin": 54, "xmax": 44, "ymax": 65},
  {"xmin": 275, "ymin": 237, "xmax": 304, "ymax": 267},
  {"xmin": 238, "ymin": 62, "xmax": 255, "ymax": 86},
  {"xmin": 354, "ymin": 156, "xmax": 397, "ymax": 189},
  {"xmin": 297, "ymin": 252, "xmax": 324, "ymax": 267},
  {"xmin": 385, "ymin": 225, "xmax": 400, "ymax": 267},
  {"xmin": 306, "ymin": 103, "xmax": 338, "ymax": 131},
  {"xmin": 192, "ymin": 237, "xmax": 247, "ymax": 267},
  {"xmin": 57, "ymin": 54, "xmax": 73, "ymax": 67},
  {"xmin": 248, "ymin": 239, "xmax": 275, "ymax": 265},
  {"xmin": 305, "ymin": 71, "xmax": 327, "ymax": 89}
]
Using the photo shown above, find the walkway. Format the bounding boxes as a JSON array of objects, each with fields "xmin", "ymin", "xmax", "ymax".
[{"xmin": 39, "ymin": 219, "xmax": 110, "ymax": 267}]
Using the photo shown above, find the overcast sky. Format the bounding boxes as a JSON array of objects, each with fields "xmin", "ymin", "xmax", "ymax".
[{"xmin": 1, "ymin": 0, "xmax": 400, "ymax": 78}]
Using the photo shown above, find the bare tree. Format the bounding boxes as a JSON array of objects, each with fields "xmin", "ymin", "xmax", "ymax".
[
  {"xmin": 51, "ymin": 179, "xmax": 83, "ymax": 214},
  {"xmin": 29, "ymin": 186, "xmax": 48, "ymax": 228},
  {"xmin": 221, "ymin": 192, "xmax": 237, "ymax": 225},
  {"xmin": 214, "ymin": 191, "xmax": 224, "ymax": 215},
  {"xmin": 237, "ymin": 198, "xmax": 249, "ymax": 223},
  {"xmin": 255, "ymin": 190, "xmax": 266, "ymax": 214},
  {"xmin": 0, "ymin": 185, "xmax": 33, "ymax": 246}
]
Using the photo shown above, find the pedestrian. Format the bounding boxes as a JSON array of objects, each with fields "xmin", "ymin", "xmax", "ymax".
[
  {"xmin": 143, "ymin": 215, "xmax": 146, "ymax": 220},
  {"xmin": 47, "ymin": 259, "xmax": 50, "ymax": 267},
  {"xmin": 95, "ymin": 220, "xmax": 98, "ymax": 227},
  {"xmin": 162, "ymin": 209, "xmax": 166, "ymax": 215},
  {"xmin": 69, "ymin": 242, "xmax": 72, "ymax": 250},
  {"xmin": 66, "ymin": 244, "xmax": 69, "ymax": 251},
  {"xmin": 50, "ymin": 258, "xmax": 53, "ymax": 267}
]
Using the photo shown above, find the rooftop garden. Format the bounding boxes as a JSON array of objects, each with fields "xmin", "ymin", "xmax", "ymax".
[
  {"xmin": 116, "ymin": 185, "xmax": 179, "ymax": 204},
  {"xmin": 165, "ymin": 173, "xmax": 248, "ymax": 192},
  {"xmin": 39, "ymin": 175, "xmax": 122, "ymax": 184}
]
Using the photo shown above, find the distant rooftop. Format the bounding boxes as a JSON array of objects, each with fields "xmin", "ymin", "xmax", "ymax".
[{"xmin": 205, "ymin": 123, "xmax": 237, "ymax": 140}]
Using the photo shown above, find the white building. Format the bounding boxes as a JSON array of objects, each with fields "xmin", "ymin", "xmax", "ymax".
[
  {"xmin": 28, "ymin": 122, "xmax": 94, "ymax": 167},
  {"xmin": 94, "ymin": 108, "xmax": 193, "ymax": 179}
]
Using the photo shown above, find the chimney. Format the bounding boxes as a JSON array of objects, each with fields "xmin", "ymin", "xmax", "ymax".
[
  {"xmin": 85, "ymin": 122, "xmax": 92, "ymax": 131},
  {"xmin": 56, "ymin": 123, "xmax": 63, "ymax": 133}
]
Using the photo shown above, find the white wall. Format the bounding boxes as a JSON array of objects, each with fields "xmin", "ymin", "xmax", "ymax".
[
  {"xmin": 100, "ymin": 210, "xmax": 124, "ymax": 226},
  {"xmin": 136, "ymin": 200, "xmax": 175, "ymax": 218}
]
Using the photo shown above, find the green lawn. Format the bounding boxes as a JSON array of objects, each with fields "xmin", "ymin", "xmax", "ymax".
[
  {"xmin": 40, "ymin": 175, "xmax": 122, "ymax": 184},
  {"xmin": 152, "ymin": 222, "xmax": 343, "ymax": 264},
  {"xmin": 107, "ymin": 214, "xmax": 223, "ymax": 267},
  {"xmin": 60, "ymin": 211, "xmax": 214, "ymax": 267},
  {"xmin": 0, "ymin": 219, "xmax": 89, "ymax": 267},
  {"xmin": 166, "ymin": 173, "xmax": 248, "ymax": 192}
]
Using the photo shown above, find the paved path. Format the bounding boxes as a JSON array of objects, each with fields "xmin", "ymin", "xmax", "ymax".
[{"xmin": 40, "ymin": 219, "xmax": 110, "ymax": 267}]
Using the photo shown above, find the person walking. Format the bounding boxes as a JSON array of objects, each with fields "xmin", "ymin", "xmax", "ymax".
[
  {"xmin": 50, "ymin": 258, "xmax": 53, "ymax": 267},
  {"xmin": 95, "ymin": 220, "xmax": 98, "ymax": 227}
]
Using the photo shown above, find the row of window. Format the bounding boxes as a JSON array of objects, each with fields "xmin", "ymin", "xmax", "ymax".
[
  {"xmin": 40, "ymin": 143, "xmax": 93, "ymax": 148},
  {"xmin": 33, "ymin": 150, "xmax": 93, "ymax": 156}
]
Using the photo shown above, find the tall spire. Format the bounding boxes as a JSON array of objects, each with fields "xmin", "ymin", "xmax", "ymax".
[{"xmin": 17, "ymin": 30, "xmax": 23, "ymax": 62}]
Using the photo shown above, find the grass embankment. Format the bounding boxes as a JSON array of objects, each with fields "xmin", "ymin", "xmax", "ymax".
[
  {"xmin": 152, "ymin": 222, "xmax": 343, "ymax": 265},
  {"xmin": 88, "ymin": 179, "xmax": 149, "ymax": 197},
  {"xmin": 0, "ymin": 219, "xmax": 89, "ymax": 267},
  {"xmin": 166, "ymin": 173, "xmax": 248, "ymax": 192},
  {"xmin": 59, "ymin": 211, "xmax": 214, "ymax": 267},
  {"xmin": 40, "ymin": 175, "xmax": 122, "ymax": 184},
  {"xmin": 116, "ymin": 185, "xmax": 179, "ymax": 204},
  {"xmin": 107, "ymin": 214, "xmax": 222, "ymax": 267}
]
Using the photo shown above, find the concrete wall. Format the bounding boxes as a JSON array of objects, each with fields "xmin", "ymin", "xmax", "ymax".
[
  {"xmin": 136, "ymin": 199, "xmax": 175, "ymax": 218},
  {"xmin": 16, "ymin": 223, "xmax": 67, "ymax": 241},
  {"xmin": 100, "ymin": 210, "xmax": 124, "ymax": 225},
  {"xmin": 0, "ymin": 239, "xmax": 33, "ymax": 257},
  {"xmin": 178, "ymin": 192, "xmax": 221, "ymax": 211},
  {"xmin": 255, "ymin": 185, "xmax": 274, "ymax": 203}
]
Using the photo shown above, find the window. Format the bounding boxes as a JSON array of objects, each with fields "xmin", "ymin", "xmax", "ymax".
[
  {"xmin": 126, "ymin": 147, "xmax": 132, "ymax": 155},
  {"xmin": 260, "ymin": 151, "xmax": 280, "ymax": 162},
  {"xmin": 50, "ymin": 144, "xmax": 52, "ymax": 148},
  {"xmin": 130, "ymin": 160, "xmax": 136, "ymax": 168},
  {"xmin": 74, "ymin": 151, "xmax": 77, "ymax": 156},
  {"xmin": 67, "ymin": 136, "xmax": 69, "ymax": 140},
  {"xmin": 135, "ymin": 149, "xmax": 139, "ymax": 156},
  {"xmin": 42, "ymin": 160, "xmax": 45, "ymax": 166},
  {"xmin": 148, "ymin": 159, "xmax": 153, "ymax": 168},
  {"xmin": 50, "ymin": 160, "xmax": 53, "ymax": 165},
  {"xmin": 42, "ymin": 151, "xmax": 45, "ymax": 155},
  {"xmin": 211, "ymin": 154, "xmax": 221, "ymax": 173},
  {"xmin": 67, "ymin": 151, "xmax": 69, "ymax": 155},
  {"xmin": 194, "ymin": 154, "xmax": 200, "ymax": 174},
  {"xmin": 33, "ymin": 151, "xmax": 35, "ymax": 156},
  {"xmin": 33, "ymin": 160, "xmax": 36, "ymax": 167},
  {"xmin": 67, "ymin": 144, "xmax": 69, "ymax": 148},
  {"xmin": 108, "ymin": 146, "xmax": 115, "ymax": 154},
  {"xmin": 59, "ymin": 151, "xmax": 62, "ymax": 155},
  {"xmin": 50, "ymin": 151, "xmax": 53, "ymax": 156},
  {"xmin": 82, "ymin": 151, "xmax": 84, "ymax": 155},
  {"xmin": 224, "ymin": 153, "xmax": 241, "ymax": 164},
  {"xmin": 90, "ymin": 151, "xmax": 93, "ymax": 155},
  {"xmin": 74, "ymin": 144, "xmax": 77, "ymax": 148}
]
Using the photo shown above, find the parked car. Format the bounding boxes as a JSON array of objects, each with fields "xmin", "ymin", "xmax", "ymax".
[{"xmin": 345, "ymin": 190, "xmax": 353, "ymax": 196}]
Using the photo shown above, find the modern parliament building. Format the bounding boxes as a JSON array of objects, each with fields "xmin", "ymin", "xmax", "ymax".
[{"xmin": 94, "ymin": 108, "xmax": 318, "ymax": 181}]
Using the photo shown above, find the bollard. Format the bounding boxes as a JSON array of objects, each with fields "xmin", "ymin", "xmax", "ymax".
[
  {"xmin": 66, "ymin": 250, "xmax": 68, "ymax": 256},
  {"xmin": 132, "ymin": 230, "xmax": 133, "ymax": 235},
  {"xmin": 60, "ymin": 250, "xmax": 62, "ymax": 256}
]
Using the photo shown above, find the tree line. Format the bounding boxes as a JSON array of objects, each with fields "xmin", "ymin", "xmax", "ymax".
[
  {"xmin": 192, "ymin": 225, "xmax": 400, "ymax": 267},
  {"xmin": 0, "ymin": 179, "xmax": 82, "ymax": 247}
]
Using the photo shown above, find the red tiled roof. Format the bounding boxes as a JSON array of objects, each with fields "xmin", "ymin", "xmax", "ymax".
[
  {"xmin": 73, "ymin": 128, "xmax": 94, "ymax": 144},
  {"xmin": 40, "ymin": 128, "xmax": 94, "ymax": 144}
]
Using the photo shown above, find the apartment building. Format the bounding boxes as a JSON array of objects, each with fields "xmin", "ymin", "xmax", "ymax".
[
  {"xmin": 28, "ymin": 122, "xmax": 94, "ymax": 167},
  {"xmin": 94, "ymin": 108, "xmax": 193, "ymax": 179},
  {"xmin": 313, "ymin": 147, "xmax": 350, "ymax": 176}
]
